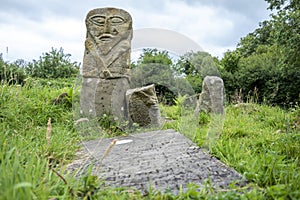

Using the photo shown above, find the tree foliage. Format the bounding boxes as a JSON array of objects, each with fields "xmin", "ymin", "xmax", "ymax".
[
  {"xmin": 1, "ymin": 48, "xmax": 80, "ymax": 85},
  {"xmin": 219, "ymin": 0, "xmax": 300, "ymax": 106},
  {"xmin": 175, "ymin": 51, "xmax": 220, "ymax": 93},
  {"xmin": 137, "ymin": 48, "xmax": 173, "ymax": 66},
  {"xmin": 0, "ymin": 54, "xmax": 27, "ymax": 84},
  {"xmin": 132, "ymin": 49, "xmax": 224, "ymax": 104},
  {"xmin": 131, "ymin": 49, "xmax": 175, "ymax": 87},
  {"xmin": 26, "ymin": 48, "xmax": 79, "ymax": 79},
  {"xmin": 265, "ymin": 0, "xmax": 300, "ymax": 11},
  {"xmin": 131, "ymin": 49, "xmax": 195, "ymax": 104}
]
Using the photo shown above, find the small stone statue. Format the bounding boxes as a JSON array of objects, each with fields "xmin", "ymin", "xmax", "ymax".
[{"xmin": 80, "ymin": 8, "xmax": 132, "ymax": 120}]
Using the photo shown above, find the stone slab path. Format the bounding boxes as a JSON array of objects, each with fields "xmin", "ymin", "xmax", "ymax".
[{"xmin": 67, "ymin": 129, "xmax": 246, "ymax": 194}]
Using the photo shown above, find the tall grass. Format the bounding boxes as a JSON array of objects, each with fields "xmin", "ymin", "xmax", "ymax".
[
  {"xmin": 161, "ymin": 100, "xmax": 300, "ymax": 199},
  {"xmin": 1, "ymin": 78, "xmax": 299, "ymax": 199},
  {"xmin": 210, "ymin": 104, "xmax": 300, "ymax": 199},
  {"xmin": 0, "ymin": 79, "xmax": 80, "ymax": 199}
]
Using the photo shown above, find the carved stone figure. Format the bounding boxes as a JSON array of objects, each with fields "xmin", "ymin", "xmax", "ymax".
[
  {"xmin": 80, "ymin": 8, "xmax": 132, "ymax": 119},
  {"xmin": 82, "ymin": 7, "xmax": 132, "ymax": 78},
  {"xmin": 195, "ymin": 76, "xmax": 224, "ymax": 115},
  {"xmin": 126, "ymin": 84, "xmax": 162, "ymax": 127}
]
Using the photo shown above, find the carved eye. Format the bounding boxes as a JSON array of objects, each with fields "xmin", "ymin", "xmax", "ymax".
[
  {"xmin": 90, "ymin": 15, "xmax": 106, "ymax": 26},
  {"xmin": 110, "ymin": 16, "xmax": 125, "ymax": 24}
]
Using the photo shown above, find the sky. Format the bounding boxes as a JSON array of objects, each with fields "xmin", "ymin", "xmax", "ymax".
[{"xmin": 0, "ymin": 0, "xmax": 272, "ymax": 63}]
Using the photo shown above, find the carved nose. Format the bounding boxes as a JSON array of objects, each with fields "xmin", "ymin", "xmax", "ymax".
[{"xmin": 104, "ymin": 21, "xmax": 111, "ymax": 33}]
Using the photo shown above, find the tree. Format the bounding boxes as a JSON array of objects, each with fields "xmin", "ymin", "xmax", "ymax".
[
  {"xmin": 131, "ymin": 49, "xmax": 194, "ymax": 104},
  {"xmin": 237, "ymin": 20, "xmax": 274, "ymax": 57},
  {"xmin": 265, "ymin": 0, "xmax": 300, "ymax": 11},
  {"xmin": 220, "ymin": 50, "xmax": 241, "ymax": 73},
  {"xmin": 26, "ymin": 47, "xmax": 79, "ymax": 79},
  {"xmin": 0, "ymin": 54, "xmax": 27, "ymax": 84},
  {"xmin": 237, "ymin": 45, "xmax": 282, "ymax": 104},
  {"xmin": 218, "ymin": 0, "xmax": 300, "ymax": 105},
  {"xmin": 131, "ymin": 48, "xmax": 175, "ymax": 87},
  {"xmin": 175, "ymin": 51, "xmax": 220, "ymax": 93},
  {"xmin": 135, "ymin": 48, "xmax": 173, "ymax": 66}
]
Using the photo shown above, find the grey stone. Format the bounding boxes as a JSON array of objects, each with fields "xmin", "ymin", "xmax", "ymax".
[
  {"xmin": 94, "ymin": 78, "xmax": 130, "ymax": 120},
  {"xmin": 80, "ymin": 77, "xmax": 130, "ymax": 120},
  {"xmin": 67, "ymin": 130, "xmax": 246, "ymax": 194},
  {"xmin": 195, "ymin": 76, "xmax": 225, "ymax": 115},
  {"xmin": 80, "ymin": 78, "xmax": 99, "ymax": 117},
  {"xmin": 80, "ymin": 8, "xmax": 133, "ymax": 120},
  {"xmin": 126, "ymin": 84, "xmax": 162, "ymax": 127}
]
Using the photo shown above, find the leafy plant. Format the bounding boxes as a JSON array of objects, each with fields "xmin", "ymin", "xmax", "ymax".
[{"xmin": 98, "ymin": 113, "xmax": 127, "ymax": 136}]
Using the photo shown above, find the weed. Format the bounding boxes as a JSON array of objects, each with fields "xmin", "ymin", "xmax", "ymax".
[{"xmin": 98, "ymin": 113, "xmax": 127, "ymax": 136}]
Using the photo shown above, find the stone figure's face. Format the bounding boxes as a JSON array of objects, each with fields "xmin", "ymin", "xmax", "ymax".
[{"xmin": 86, "ymin": 8, "xmax": 132, "ymax": 48}]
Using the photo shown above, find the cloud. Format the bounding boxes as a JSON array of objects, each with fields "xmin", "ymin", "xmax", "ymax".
[
  {"xmin": 184, "ymin": 0, "xmax": 270, "ymax": 21},
  {"xmin": 130, "ymin": 1, "xmax": 235, "ymax": 51},
  {"xmin": 0, "ymin": 0, "xmax": 271, "ymax": 62},
  {"xmin": 132, "ymin": 28, "xmax": 204, "ymax": 56},
  {"xmin": 0, "ymin": 15, "xmax": 85, "ymax": 62}
]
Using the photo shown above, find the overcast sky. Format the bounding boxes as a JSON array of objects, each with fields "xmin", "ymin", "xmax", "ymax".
[{"xmin": 0, "ymin": 0, "xmax": 271, "ymax": 63}]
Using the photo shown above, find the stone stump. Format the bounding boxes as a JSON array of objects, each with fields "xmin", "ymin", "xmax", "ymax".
[
  {"xmin": 126, "ymin": 84, "xmax": 162, "ymax": 127},
  {"xmin": 195, "ymin": 76, "xmax": 225, "ymax": 148},
  {"xmin": 195, "ymin": 76, "xmax": 224, "ymax": 115}
]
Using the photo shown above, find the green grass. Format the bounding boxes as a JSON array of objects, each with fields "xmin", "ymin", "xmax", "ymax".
[
  {"xmin": 161, "ymin": 101, "xmax": 300, "ymax": 199},
  {"xmin": 1, "ymin": 79, "xmax": 299, "ymax": 199},
  {"xmin": 210, "ymin": 104, "xmax": 300, "ymax": 199}
]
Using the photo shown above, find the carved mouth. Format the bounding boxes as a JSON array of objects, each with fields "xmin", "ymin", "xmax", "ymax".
[{"xmin": 99, "ymin": 34, "xmax": 113, "ymax": 41}]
